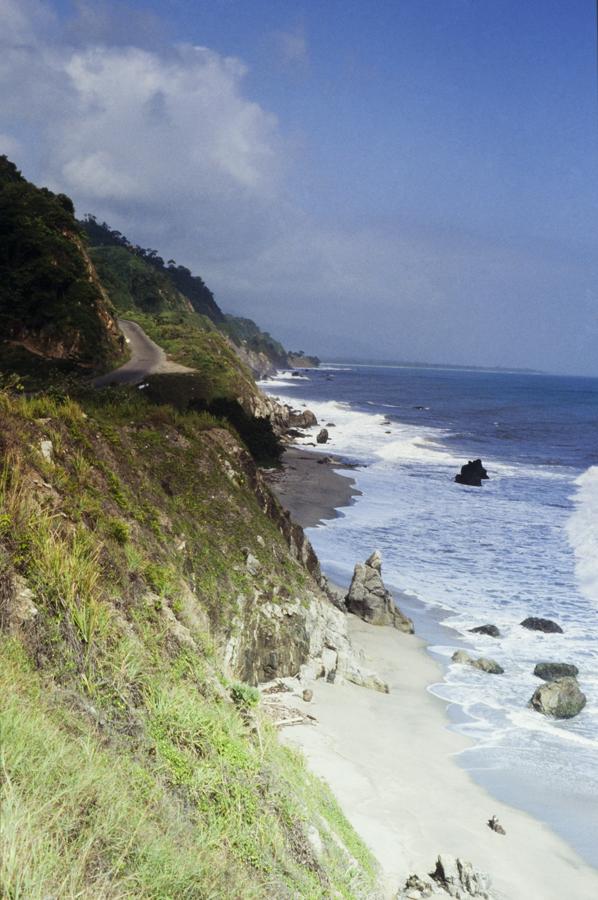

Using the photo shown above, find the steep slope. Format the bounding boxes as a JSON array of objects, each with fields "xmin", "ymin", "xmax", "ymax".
[
  {"xmin": 0, "ymin": 381, "xmax": 381, "ymax": 899},
  {"xmin": 0, "ymin": 157, "xmax": 123, "ymax": 371}
]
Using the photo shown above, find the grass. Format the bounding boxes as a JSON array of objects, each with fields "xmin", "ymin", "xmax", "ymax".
[{"xmin": 0, "ymin": 380, "xmax": 381, "ymax": 898}]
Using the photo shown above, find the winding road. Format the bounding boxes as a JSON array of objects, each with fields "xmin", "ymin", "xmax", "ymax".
[{"xmin": 93, "ymin": 319, "xmax": 194, "ymax": 388}]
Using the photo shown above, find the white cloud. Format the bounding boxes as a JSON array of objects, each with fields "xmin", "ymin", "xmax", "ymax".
[{"xmin": 0, "ymin": 1, "xmax": 284, "ymax": 261}]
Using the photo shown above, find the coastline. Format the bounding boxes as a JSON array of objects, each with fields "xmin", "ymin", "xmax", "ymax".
[
  {"xmin": 265, "ymin": 446, "xmax": 362, "ymax": 528},
  {"xmin": 273, "ymin": 444, "xmax": 598, "ymax": 899},
  {"xmin": 282, "ymin": 618, "xmax": 598, "ymax": 899}
]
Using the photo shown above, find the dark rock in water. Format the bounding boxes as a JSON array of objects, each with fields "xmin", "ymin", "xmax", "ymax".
[
  {"xmin": 302, "ymin": 688, "xmax": 313, "ymax": 702},
  {"xmin": 520, "ymin": 617, "xmax": 563, "ymax": 634},
  {"xmin": 291, "ymin": 371, "xmax": 301, "ymax": 377},
  {"xmin": 534, "ymin": 662, "xmax": 579, "ymax": 681},
  {"xmin": 487, "ymin": 815, "xmax": 506, "ymax": 835},
  {"xmin": 469, "ymin": 624, "xmax": 501, "ymax": 638},
  {"xmin": 452, "ymin": 650, "xmax": 504, "ymax": 674},
  {"xmin": 346, "ymin": 550, "xmax": 414, "ymax": 633},
  {"xmin": 325, "ymin": 422, "xmax": 336, "ymax": 427},
  {"xmin": 316, "ymin": 428, "xmax": 329, "ymax": 444},
  {"xmin": 529, "ymin": 676, "xmax": 586, "ymax": 718},
  {"xmin": 455, "ymin": 459, "xmax": 489, "ymax": 487}
]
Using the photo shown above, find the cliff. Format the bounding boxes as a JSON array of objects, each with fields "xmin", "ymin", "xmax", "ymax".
[
  {"xmin": 0, "ymin": 378, "xmax": 382, "ymax": 898},
  {"xmin": 0, "ymin": 160, "xmax": 379, "ymax": 898}
]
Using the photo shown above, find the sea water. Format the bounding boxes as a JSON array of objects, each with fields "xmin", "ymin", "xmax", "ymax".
[{"xmin": 261, "ymin": 365, "xmax": 598, "ymax": 867}]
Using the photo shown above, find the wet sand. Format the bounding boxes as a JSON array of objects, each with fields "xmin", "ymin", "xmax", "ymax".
[{"xmin": 265, "ymin": 446, "xmax": 361, "ymax": 528}]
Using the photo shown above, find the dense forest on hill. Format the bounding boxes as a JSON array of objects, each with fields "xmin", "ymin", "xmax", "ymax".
[{"xmin": 0, "ymin": 157, "xmax": 122, "ymax": 369}]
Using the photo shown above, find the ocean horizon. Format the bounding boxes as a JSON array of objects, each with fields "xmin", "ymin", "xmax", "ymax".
[{"xmin": 262, "ymin": 362, "xmax": 598, "ymax": 868}]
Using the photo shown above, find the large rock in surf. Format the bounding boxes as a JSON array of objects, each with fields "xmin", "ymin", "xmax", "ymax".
[
  {"xmin": 454, "ymin": 459, "xmax": 488, "ymax": 487},
  {"xmin": 345, "ymin": 551, "xmax": 414, "ymax": 633},
  {"xmin": 469, "ymin": 624, "xmax": 501, "ymax": 638},
  {"xmin": 534, "ymin": 662, "xmax": 579, "ymax": 681},
  {"xmin": 316, "ymin": 428, "xmax": 329, "ymax": 444},
  {"xmin": 452, "ymin": 650, "xmax": 504, "ymax": 674},
  {"xmin": 520, "ymin": 617, "xmax": 563, "ymax": 633},
  {"xmin": 529, "ymin": 676, "xmax": 586, "ymax": 719}
]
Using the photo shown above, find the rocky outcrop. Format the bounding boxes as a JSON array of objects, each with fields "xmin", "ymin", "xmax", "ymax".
[
  {"xmin": 345, "ymin": 551, "xmax": 414, "ymax": 633},
  {"xmin": 520, "ymin": 617, "xmax": 563, "ymax": 633},
  {"xmin": 316, "ymin": 428, "xmax": 329, "ymax": 444},
  {"xmin": 529, "ymin": 676, "xmax": 586, "ymax": 718},
  {"xmin": 245, "ymin": 390, "xmax": 318, "ymax": 438},
  {"xmin": 451, "ymin": 650, "xmax": 504, "ymax": 674},
  {"xmin": 534, "ymin": 662, "xmax": 579, "ymax": 681},
  {"xmin": 469, "ymin": 624, "xmax": 500, "ymax": 638},
  {"xmin": 454, "ymin": 459, "xmax": 488, "ymax": 487},
  {"xmin": 398, "ymin": 855, "xmax": 494, "ymax": 898},
  {"xmin": 224, "ymin": 586, "xmax": 388, "ymax": 693}
]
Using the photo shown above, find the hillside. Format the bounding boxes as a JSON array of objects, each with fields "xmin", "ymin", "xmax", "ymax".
[
  {"xmin": 81, "ymin": 218, "xmax": 305, "ymax": 377},
  {"xmin": 0, "ymin": 157, "xmax": 123, "ymax": 373},
  {"xmin": 0, "ymin": 158, "xmax": 382, "ymax": 897},
  {"xmin": 0, "ymin": 379, "xmax": 380, "ymax": 898}
]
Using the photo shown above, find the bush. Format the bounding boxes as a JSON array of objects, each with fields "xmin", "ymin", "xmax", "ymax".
[{"xmin": 230, "ymin": 682, "xmax": 260, "ymax": 709}]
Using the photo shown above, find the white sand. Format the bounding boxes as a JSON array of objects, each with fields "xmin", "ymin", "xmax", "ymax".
[{"xmin": 283, "ymin": 617, "xmax": 598, "ymax": 900}]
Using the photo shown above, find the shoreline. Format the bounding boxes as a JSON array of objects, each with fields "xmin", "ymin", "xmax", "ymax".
[
  {"xmin": 281, "ymin": 617, "xmax": 598, "ymax": 899},
  {"xmin": 265, "ymin": 446, "xmax": 362, "ymax": 528},
  {"xmin": 270, "ymin": 440, "xmax": 598, "ymax": 897}
]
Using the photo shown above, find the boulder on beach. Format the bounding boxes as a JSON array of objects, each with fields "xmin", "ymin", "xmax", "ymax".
[
  {"xmin": 520, "ymin": 617, "xmax": 563, "ymax": 634},
  {"xmin": 534, "ymin": 662, "xmax": 579, "ymax": 681},
  {"xmin": 452, "ymin": 650, "xmax": 504, "ymax": 675},
  {"xmin": 316, "ymin": 428, "xmax": 329, "ymax": 444},
  {"xmin": 529, "ymin": 676, "xmax": 586, "ymax": 719},
  {"xmin": 398, "ymin": 854, "xmax": 493, "ymax": 899},
  {"xmin": 345, "ymin": 551, "xmax": 414, "ymax": 633},
  {"xmin": 288, "ymin": 408, "xmax": 318, "ymax": 429},
  {"xmin": 454, "ymin": 459, "xmax": 488, "ymax": 487},
  {"xmin": 469, "ymin": 624, "xmax": 501, "ymax": 638}
]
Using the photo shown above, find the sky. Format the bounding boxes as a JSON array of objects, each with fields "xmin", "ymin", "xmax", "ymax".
[{"xmin": 1, "ymin": 0, "xmax": 597, "ymax": 374}]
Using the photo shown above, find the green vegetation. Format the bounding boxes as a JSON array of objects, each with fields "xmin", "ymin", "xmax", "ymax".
[
  {"xmin": 80, "ymin": 217, "xmax": 297, "ymax": 374},
  {"xmin": 0, "ymin": 157, "xmax": 122, "ymax": 370},
  {"xmin": 0, "ymin": 383, "xmax": 379, "ymax": 898}
]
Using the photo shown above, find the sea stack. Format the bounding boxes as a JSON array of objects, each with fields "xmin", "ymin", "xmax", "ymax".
[{"xmin": 455, "ymin": 459, "xmax": 489, "ymax": 486}]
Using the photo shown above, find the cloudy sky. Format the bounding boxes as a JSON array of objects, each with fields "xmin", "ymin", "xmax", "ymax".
[{"xmin": 1, "ymin": 0, "xmax": 597, "ymax": 374}]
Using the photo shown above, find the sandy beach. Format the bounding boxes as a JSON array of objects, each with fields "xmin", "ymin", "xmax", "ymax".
[
  {"xmin": 265, "ymin": 446, "xmax": 362, "ymax": 528},
  {"xmin": 282, "ymin": 618, "xmax": 598, "ymax": 899},
  {"xmin": 272, "ymin": 447, "xmax": 598, "ymax": 899}
]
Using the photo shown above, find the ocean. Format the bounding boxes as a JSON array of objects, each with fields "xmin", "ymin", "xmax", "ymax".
[{"xmin": 261, "ymin": 364, "xmax": 598, "ymax": 867}]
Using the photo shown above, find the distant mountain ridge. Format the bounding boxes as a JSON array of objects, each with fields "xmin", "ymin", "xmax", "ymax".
[{"xmin": 80, "ymin": 217, "xmax": 310, "ymax": 377}]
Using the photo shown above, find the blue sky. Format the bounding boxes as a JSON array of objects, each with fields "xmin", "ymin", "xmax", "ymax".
[{"xmin": 1, "ymin": 0, "xmax": 597, "ymax": 373}]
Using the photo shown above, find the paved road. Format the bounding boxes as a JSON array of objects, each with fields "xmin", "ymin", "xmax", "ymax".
[{"xmin": 93, "ymin": 319, "xmax": 194, "ymax": 387}]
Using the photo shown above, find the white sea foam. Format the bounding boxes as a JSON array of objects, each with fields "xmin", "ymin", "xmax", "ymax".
[{"xmin": 566, "ymin": 466, "xmax": 598, "ymax": 609}]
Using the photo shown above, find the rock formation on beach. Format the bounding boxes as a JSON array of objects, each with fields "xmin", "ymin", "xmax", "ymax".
[
  {"xmin": 398, "ymin": 854, "xmax": 494, "ymax": 898},
  {"xmin": 520, "ymin": 617, "xmax": 563, "ymax": 633},
  {"xmin": 529, "ymin": 676, "xmax": 586, "ymax": 719},
  {"xmin": 534, "ymin": 662, "xmax": 579, "ymax": 681},
  {"xmin": 345, "ymin": 551, "xmax": 414, "ymax": 632},
  {"xmin": 316, "ymin": 427, "xmax": 329, "ymax": 444},
  {"xmin": 454, "ymin": 459, "xmax": 488, "ymax": 486},
  {"xmin": 451, "ymin": 650, "xmax": 504, "ymax": 674}
]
